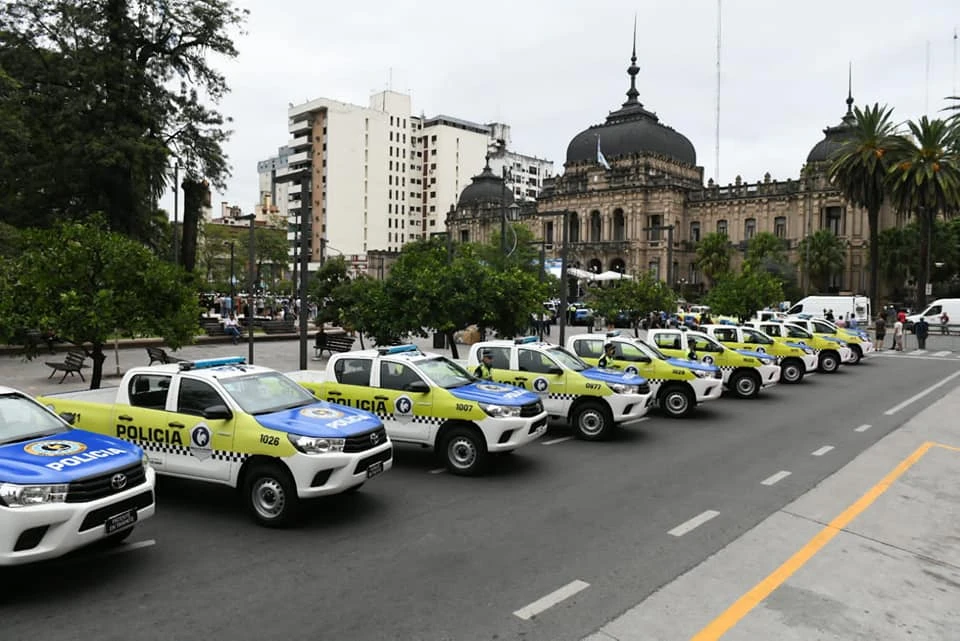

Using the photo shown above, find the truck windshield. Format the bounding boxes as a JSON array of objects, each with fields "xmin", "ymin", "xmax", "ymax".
[
  {"xmin": 417, "ymin": 357, "xmax": 474, "ymax": 389},
  {"xmin": 220, "ymin": 372, "xmax": 318, "ymax": 415},
  {"xmin": 632, "ymin": 338, "xmax": 669, "ymax": 361},
  {"xmin": 742, "ymin": 328, "xmax": 774, "ymax": 345},
  {"xmin": 0, "ymin": 393, "xmax": 67, "ymax": 445},
  {"xmin": 546, "ymin": 347, "xmax": 588, "ymax": 371}
]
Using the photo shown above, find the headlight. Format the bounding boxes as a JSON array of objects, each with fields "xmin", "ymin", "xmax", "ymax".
[
  {"xmin": 691, "ymin": 369, "xmax": 710, "ymax": 378},
  {"xmin": 287, "ymin": 433, "xmax": 345, "ymax": 454},
  {"xmin": 0, "ymin": 483, "xmax": 69, "ymax": 508},
  {"xmin": 479, "ymin": 402, "xmax": 521, "ymax": 418},
  {"xmin": 839, "ymin": 341, "xmax": 849, "ymax": 348},
  {"xmin": 607, "ymin": 382, "xmax": 640, "ymax": 394}
]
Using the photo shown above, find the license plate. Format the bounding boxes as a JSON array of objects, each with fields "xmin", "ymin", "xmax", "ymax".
[
  {"xmin": 366, "ymin": 461, "xmax": 384, "ymax": 479},
  {"xmin": 104, "ymin": 509, "xmax": 138, "ymax": 534}
]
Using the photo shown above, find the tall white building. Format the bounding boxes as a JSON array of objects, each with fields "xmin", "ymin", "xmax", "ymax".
[
  {"xmin": 263, "ymin": 90, "xmax": 553, "ymax": 272},
  {"xmin": 486, "ymin": 123, "xmax": 554, "ymax": 202}
]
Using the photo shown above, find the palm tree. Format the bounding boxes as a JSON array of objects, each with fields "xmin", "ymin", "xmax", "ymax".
[
  {"xmin": 695, "ymin": 232, "xmax": 733, "ymax": 286},
  {"xmin": 798, "ymin": 229, "xmax": 846, "ymax": 292},
  {"xmin": 886, "ymin": 116, "xmax": 960, "ymax": 307},
  {"xmin": 828, "ymin": 103, "xmax": 897, "ymax": 320}
]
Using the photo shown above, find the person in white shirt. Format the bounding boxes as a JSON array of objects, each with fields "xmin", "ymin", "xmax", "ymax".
[
  {"xmin": 893, "ymin": 319, "xmax": 904, "ymax": 351},
  {"xmin": 223, "ymin": 313, "xmax": 241, "ymax": 345}
]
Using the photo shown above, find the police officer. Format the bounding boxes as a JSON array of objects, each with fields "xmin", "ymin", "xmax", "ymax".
[
  {"xmin": 474, "ymin": 349, "xmax": 494, "ymax": 380},
  {"xmin": 598, "ymin": 342, "xmax": 617, "ymax": 369}
]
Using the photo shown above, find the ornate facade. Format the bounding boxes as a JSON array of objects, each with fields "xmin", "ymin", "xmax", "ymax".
[{"xmin": 447, "ymin": 44, "xmax": 901, "ymax": 295}]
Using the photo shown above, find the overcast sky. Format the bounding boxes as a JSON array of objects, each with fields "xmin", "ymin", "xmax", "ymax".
[{"xmin": 165, "ymin": 0, "xmax": 959, "ymax": 215}]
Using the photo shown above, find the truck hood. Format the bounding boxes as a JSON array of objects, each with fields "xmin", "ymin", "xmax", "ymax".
[
  {"xmin": 734, "ymin": 349, "xmax": 777, "ymax": 362},
  {"xmin": 785, "ymin": 341, "xmax": 814, "ymax": 352},
  {"xmin": 255, "ymin": 402, "xmax": 383, "ymax": 437},
  {"xmin": 581, "ymin": 368, "xmax": 648, "ymax": 385},
  {"xmin": 449, "ymin": 383, "xmax": 539, "ymax": 406},
  {"xmin": 0, "ymin": 429, "xmax": 143, "ymax": 485},
  {"xmin": 665, "ymin": 357, "xmax": 720, "ymax": 373}
]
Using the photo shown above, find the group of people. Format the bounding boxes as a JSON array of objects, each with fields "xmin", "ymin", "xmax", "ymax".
[{"xmin": 873, "ymin": 309, "xmax": 950, "ymax": 351}]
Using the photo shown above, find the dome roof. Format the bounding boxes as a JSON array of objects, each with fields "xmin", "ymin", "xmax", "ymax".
[
  {"xmin": 806, "ymin": 92, "xmax": 856, "ymax": 164},
  {"xmin": 457, "ymin": 159, "xmax": 514, "ymax": 208},
  {"xmin": 565, "ymin": 42, "xmax": 696, "ymax": 167}
]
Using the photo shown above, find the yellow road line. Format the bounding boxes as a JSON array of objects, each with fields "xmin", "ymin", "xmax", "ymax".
[
  {"xmin": 690, "ymin": 441, "xmax": 937, "ymax": 641},
  {"xmin": 935, "ymin": 442, "xmax": 960, "ymax": 452}
]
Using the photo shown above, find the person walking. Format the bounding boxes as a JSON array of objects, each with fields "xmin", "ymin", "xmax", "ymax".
[
  {"xmin": 874, "ymin": 315, "xmax": 886, "ymax": 352},
  {"xmin": 940, "ymin": 311, "xmax": 950, "ymax": 336},
  {"xmin": 473, "ymin": 350, "xmax": 495, "ymax": 380},
  {"xmin": 893, "ymin": 317, "xmax": 905, "ymax": 351},
  {"xmin": 915, "ymin": 317, "xmax": 930, "ymax": 351}
]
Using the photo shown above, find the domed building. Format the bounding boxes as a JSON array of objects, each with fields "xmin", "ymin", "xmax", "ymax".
[
  {"xmin": 446, "ymin": 37, "xmax": 903, "ymax": 297},
  {"xmin": 445, "ymin": 157, "xmax": 518, "ymax": 245}
]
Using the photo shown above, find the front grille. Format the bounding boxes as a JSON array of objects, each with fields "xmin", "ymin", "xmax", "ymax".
[
  {"xmin": 353, "ymin": 447, "xmax": 393, "ymax": 475},
  {"xmin": 78, "ymin": 490, "xmax": 154, "ymax": 532},
  {"xmin": 637, "ymin": 382, "xmax": 651, "ymax": 395},
  {"xmin": 520, "ymin": 401, "xmax": 543, "ymax": 417},
  {"xmin": 528, "ymin": 417, "xmax": 547, "ymax": 434},
  {"xmin": 343, "ymin": 427, "xmax": 388, "ymax": 453},
  {"xmin": 66, "ymin": 462, "xmax": 147, "ymax": 503}
]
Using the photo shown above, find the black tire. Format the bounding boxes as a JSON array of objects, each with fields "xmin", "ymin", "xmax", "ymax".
[
  {"xmin": 848, "ymin": 344, "xmax": 862, "ymax": 364},
  {"xmin": 819, "ymin": 351, "xmax": 840, "ymax": 373},
  {"xmin": 571, "ymin": 400, "xmax": 615, "ymax": 440},
  {"xmin": 105, "ymin": 526, "xmax": 135, "ymax": 546},
  {"xmin": 659, "ymin": 384, "xmax": 696, "ymax": 418},
  {"xmin": 780, "ymin": 358, "xmax": 805, "ymax": 384},
  {"xmin": 242, "ymin": 462, "xmax": 300, "ymax": 528},
  {"xmin": 440, "ymin": 426, "xmax": 488, "ymax": 476},
  {"xmin": 730, "ymin": 369, "xmax": 761, "ymax": 399}
]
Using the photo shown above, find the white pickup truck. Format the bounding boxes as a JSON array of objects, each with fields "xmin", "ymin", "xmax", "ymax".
[
  {"xmin": 288, "ymin": 345, "xmax": 549, "ymax": 475},
  {"xmin": 38, "ymin": 357, "xmax": 392, "ymax": 527}
]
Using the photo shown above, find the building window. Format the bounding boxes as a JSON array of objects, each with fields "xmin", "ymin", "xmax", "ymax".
[
  {"xmin": 647, "ymin": 215, "xmax": 662, "ymax": 241},
  {"xmin": 545, "ymin": 221, "xmax": 554, "ymax": 244},
  {"xmin": 589, "ymin": 211, "xmax": 602, "ymax": 242},
  {"xmin": 745, "ymin": 218, "xmax": 756, "ymax": 240},
  {"xmin": 717, "ymin": 219, "xmax": 728, "ymax": 236},
  {"xmin": 689, "ymin": 221, "xmax": 701, "ymax": 243},
  {"xmin": 568, "ymin": 212, "xmax": 580, "ymax": 243},
  {"xmin": 774, "ymin": 216, "xmax": 786, "ymax": 238},
  {"xmin": 460, "ymin": 230, "xmax": 469, "ymax": 243},
  {"xmin": 822, "ymin": 206, "xmax": 844, "ymax": 235},
  {"xmin": 648, "ymin": 260, "xmax": 660, "ymax": 280},
  {"xmin": 613, "ymin": 209, "xmax": 625, "ymax": 241},
  {"xmin": 689, "ymin": 262, "xmax": 701, "ymax": 284}
]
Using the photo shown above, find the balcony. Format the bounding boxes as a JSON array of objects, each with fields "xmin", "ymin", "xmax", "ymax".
[
  {"xmin": 287, "ymin": 198, "xmax": 302, "ymax": 210},
  {"xmin": 287, "ymin": 151, "xmax": 310, "ymax": 165},
  {"xmin": 288, "ymin": 119, "xmax": 311, "ymax": 135},
  {"xmin": 288, "ymin": 182, "xmax": 302, "ymax": 195},
  {"xmin": 287, "ymin": 135, "xmax": 310, "ymax": 151}
]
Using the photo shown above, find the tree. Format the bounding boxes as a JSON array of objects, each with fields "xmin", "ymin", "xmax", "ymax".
[
  {"xmin": 705, "ymin": 267, "xmax": 784, "ymax": 321},
  {"xmin": 479, "ymin": 224, "xmax": 542, "ymax": 274},
  {"xmin": 331, "ymin": 276, "xmax": 402, "ymax": 348},
  {"xmin": 587, "ymin": 273, "xmax": 676, "ymax": 332},
  {"xmin": 307, "ymin": 257, "xmax": 352, "ymax": 325},
  {"xmin": 886, "ymin": 116, "xmax": 960, "ymax": 307},
  {"xmin": 876, "ymin": 219, "xmax": 960, "ymax": 293},
  {"xmin": 247, "ymin": 226, "xmax": 289, "ymax": 290},
  {"xmin": 0, "ymin": 0, "xmax": 247, "ymax": 241},
  {"xmin": 798, "ymin": 229, "xmax": 846, "ymax": 292},
  {"xmin": 0, "ymin": 218, "xmax": 199, "ymax": 388},
  {"xmin": 696, "ymin": 232, "xmax": 733, "ymax": 285},
  {"xmin": 744, "ymin": 231, "xmax": 788, "ymax": 270},
  {"xmin": 828, "ymin": 103, "xmax": 898, "ymax": 321}
]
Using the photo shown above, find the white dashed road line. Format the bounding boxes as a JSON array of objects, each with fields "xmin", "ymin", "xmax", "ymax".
[
  {"xmin": 760, "ymin": 471, "xmax": 792, "ymax": 486},
  {"xmin": 884, "ymin": 370, "xmax": 960, "ymax": 415},
  {"xmin": 811, "ymin": 446, "xmax": 834, "ymax": 456},
  {"xmin": 513, "ymin": 580, "xmax": 591, "ymax": 620},
  {"xmin": 855, "ymin": 424, "xmax": 872, "ymax": 432},
  {"xmin": 428, "ymin": 468, "xmax": 446, "ymax": 474},
  {"xmin": 668, "ymin": 510, "xmax": 720, "ymax": 537},
  {"xmin": 910, "ymin": 349, "xmax": 927, "ymax": 355},
  {"xmin": 542, "ymin": 436, "xmax": 574, "ymax": 446},
  {"xmin": 933, "ymin": 350, "xmax": 952, "ymax": 357}
]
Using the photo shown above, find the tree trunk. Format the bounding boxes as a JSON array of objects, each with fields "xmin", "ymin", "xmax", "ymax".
[
  {"xmin": 867, "ymin": 207, "xmax": 880, "ymax": 321},
  {"xmin": 89, "ymin": 343, "xmax": 107, "ymax": 389},
  {"xmin": 181, "ymin": 179, "xmax": 209, "ymax": 272},
  {"xmin": 917, "ymin": 213, "xmax": 931, "ymax": 309},
  {"xmin": 446, "ymin": 331, "xmax": 459, "ymax": 359}
]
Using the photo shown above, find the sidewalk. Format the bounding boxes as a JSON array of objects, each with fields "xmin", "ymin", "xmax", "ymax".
[{"xmin": 583, "ymin": 382, "xmax": 960, "ymax": 641}]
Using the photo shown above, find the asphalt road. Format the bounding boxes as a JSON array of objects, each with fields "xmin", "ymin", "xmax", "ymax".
[{"xmin": 3, "ymin": 347, "xmax": 960, "ymax": 641}]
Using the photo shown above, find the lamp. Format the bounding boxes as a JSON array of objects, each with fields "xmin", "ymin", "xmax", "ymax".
[{"xmin": 237, "ymin": 213, "xmax": 257, "ymax": 363}]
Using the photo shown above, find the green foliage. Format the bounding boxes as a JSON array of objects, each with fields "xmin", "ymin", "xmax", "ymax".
[
  {"xmin": 0, "ymin": 217, "xmax": 200, "ymax": 387},
  {"xmin": 875, "ymin": 218, "xmax": 960, "ymax": 288},
  {"xmin": 479, "ymin": 224, "xmax": 542, "ymax": 274},
  {"xmin": 744, "ymin": 232, "xmax": 787, "ymax": 270},
  {"xmin": 0, "ymin": 0, "xmax": 247, "ymax": 240},
  {"xmin": 331, "ymin": 276, "xmax": 402, "ymax": 346},
  {"xmin": 696, "ymin": 232, "xmax": 733, "ymax": 284},
  {"xmin": 307, "ymin": 257, "xmax": 352, "ymax": 325},
  {"xmin": 587, "ymin": 273, "xmax": 676, "ymax": 326},
  {"xmin": 705, "ymin": 267, "xmax": 784, "ymax": 321},
  {"xmin": 798, "ymin": 230, "xmax": 846, "ymax": 291}
]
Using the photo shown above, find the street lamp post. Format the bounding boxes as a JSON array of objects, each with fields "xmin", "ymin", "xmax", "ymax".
[
  {"xmin": 538, "ymin": 210, "xmax": 572, "ymax": 345},
  {"xmin": 224, "ymin": 240, "xmax": 236, "ymax": 314},
  {"xmin": 238, "ymin": 214, "xmax": 257, "ymax": 363}
]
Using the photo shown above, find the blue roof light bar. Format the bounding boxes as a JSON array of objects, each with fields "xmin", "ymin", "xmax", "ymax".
[
  {"xmin": 179, "ymin": 356, "xmax": 247, "ymax": 371},
  {"xmin": 514, "ymin": 336, "xmax": 539, "ymax": 344},
  {"xmin": 378, "ymin": 344, "xmax": 420, "ymax": 355}
]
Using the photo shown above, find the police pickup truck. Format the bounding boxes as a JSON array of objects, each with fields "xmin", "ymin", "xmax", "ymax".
[
  {"xmin": 786, "ymin": 316, "xmax": 873, "ymax": 364},
  {"xmin": 288, "ymin": 345, "xmax": 548, "ymax": 476},
  {"xmin": 1, "ymin": 386, "xmax": 156, "ymax": 564},
  {"xmin": 465, "ymin": 337, "xmax": 653, "ymax": 439},
  {"xmin": 701, "ymin": 324, "xmax": 818, "ymax": 384},
  {"xmin": 746, "ymin": 320, "xmax": 854, "ymax": 373},
  {"xmin": 566, "ymin": 332, "xmax": 722, "ymax": 418},
  {"xmin": 38, "ymin": 357, "xmax": 392, "ymax": 527}
]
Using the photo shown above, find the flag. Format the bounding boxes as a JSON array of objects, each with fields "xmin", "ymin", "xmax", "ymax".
[{"xmin": 596, "ymin": 137, "xmax": 611, "ymax": 170}]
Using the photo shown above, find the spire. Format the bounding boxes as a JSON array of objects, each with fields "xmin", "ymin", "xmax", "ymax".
[
  {"xmin": 841, "ymin": 62, "xmax": 855, "ymax": 126},
  {"xmin": 624, "ymin": 16, "xmax": 640, "ymax": 106}
]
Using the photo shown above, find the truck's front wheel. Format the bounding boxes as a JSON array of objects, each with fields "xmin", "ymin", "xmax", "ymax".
[
  {"xmin": 441, "ymin": 426, "xmax": 488, "ymax": 476},
  {"xmin": 849, "ymin": 345, "xmax": 863, "ymax": 364},
  {"xmin": 780, "ymin": 358, "xmax": 805, "ymax": 384},
  {"xmin": 659, "ymin": 384, "xmax": 695, "ymax": 418},
  {"xmin": 572, "ymin": 400, "xmax": 615, "ymax": 440},
  {"xmin": 730, "ymin": 369, "xmax": 761, "ymax": 399},
  {"xmin": 819, "ymin": 351, "xmax": 840, "ymax": 373},
  {"xmin": 243, "ymin": 462, "xmax": 300, "ymax": 528}
]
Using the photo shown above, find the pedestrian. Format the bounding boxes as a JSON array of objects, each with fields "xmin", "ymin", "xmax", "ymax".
[
  {"xmin": 940, "ymin": 311, "xmax": 950, "ymax": 336},
  {"xmin": 598, "ymin": 342, "xmax": 617, "ymax": 369},
  {"xmin": 893, "ymin": 317, "xmax": 905, "ymax": 351},
  {"xmin": 874, "ymin": 314, "xmax": 886, "ymax": 351},
  {"xmin": 848, "ymin": 314, "xmax": 858, "ymax": 330},
  {"xmin": 474, "ymin": 349, "xmax": 494, "ymax": 380},
  {"xmin": 826, "ymin": 309, "xmax": 835, "ymax": 322},
  {"xmin": 897, "ymin": 309, "xmax": 906, "ymax": 324},
  {"xmin": 223, "ymin": 313, "xmax": 241, "ymax": 345},
  {"xmin": 915, "ymin": 317, "xmax": 929, "ymax": 350}
]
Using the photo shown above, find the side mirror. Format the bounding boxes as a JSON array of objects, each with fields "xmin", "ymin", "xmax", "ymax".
[
  {"xmin": 203, "ymin": 404, "xmax": 233, "ymax": 420},
  {"xmin": 405, "ymin": 380, "xmax": 430, "ymax": 394},
  {"xmin": 545, "ymin": 367, "xmax": 564, "ymax": 376},
  {"xmin": 59, "ymin": 412, "xmax": 77, "ymax": 425}
]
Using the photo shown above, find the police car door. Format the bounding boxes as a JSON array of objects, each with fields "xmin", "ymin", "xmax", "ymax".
[
  {"xmin": 483, "ymin": 346, "xmax": 515, "ymax": 387},
  {"xmin": 375, "ymin": 361, "xmax": 432, "ymax": 444},
  {"xmin": 652, "ymin": 331, "xmax": 686, "ymax": 359},
  {"xmin": 516, "ymin": 348, "xmax": 566, "ymax": 414},
  {"xmin": 117, "ymin": 372, "xmax": 173, "ymax": 470},
  {"xmin": 164, "ymin": 376, "xmax": 234, "ymax": 481},
  {"xmin": 615, "ymin": 342, "xmax": 652, "ymax": 377}
]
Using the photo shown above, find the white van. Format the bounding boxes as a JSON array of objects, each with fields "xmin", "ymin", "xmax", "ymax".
[
  {"xmin": 905, "ymin": 299, "xmax": 960, "ymax": 329},
  {"xmin": 787, "ymin": 295, "xmax": 871, "ymax": 324}
]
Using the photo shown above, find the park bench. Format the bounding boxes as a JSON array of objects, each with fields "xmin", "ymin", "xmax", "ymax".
[
  {"xmin": 45, "ymin": 351, "xmax": 87, "ymax": 383},
  {"xmin": 202, "ymin": 320, "xmax": 226, "ymax": 336},
  {"xmin": 146, "ymin": 346, "xmax": 186, "ymax": 365},
  {"xmin": 262, "ymin": 319, "xmax": 296, "ymax": 334},
  {"xmin": 314, "ymin": 333, "xmax": 356, "ymax": 359}
]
